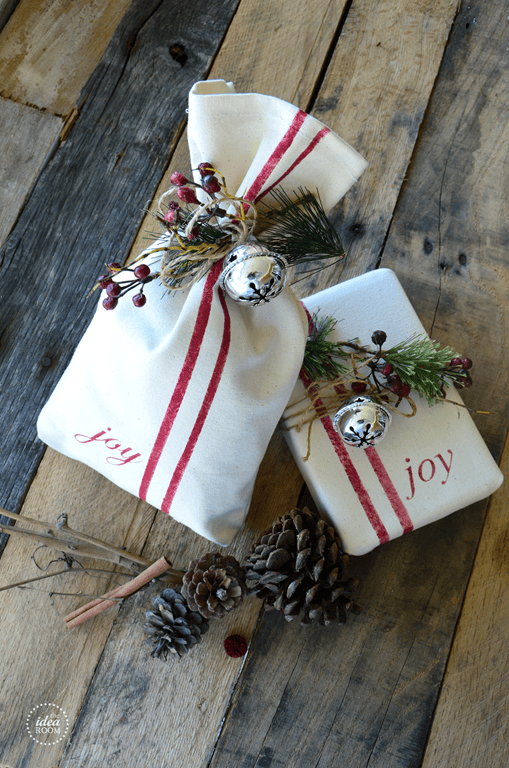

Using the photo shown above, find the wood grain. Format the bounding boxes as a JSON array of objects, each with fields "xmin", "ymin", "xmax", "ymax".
[
  {"xmin": 380, "ymin": 0, "xmax": 509, "ymax": 458},
  {"xmin": 0, "ymin": 0, "xmax": 18, "ymax": 32},
  {"xmin": 300, "ymin": 0, "xmax": 461, "ymax": 293},
  {"xmin": 0, "ymin": 0, "xmax": 134, "ymax": 115},
  {"xmin": 421, "ymin": 434, "xmax": 509, "ymax": 768},
  {"xmin": 0, "ymin": 96, "xmax": 62, "ymax": 247},
  {"xmin": 0, "ymin": 0, "xmax": 241, "ymax": 518},
  {"xmin": 0, "ymin": 448, "xmax": 158, "ymax": 766}
]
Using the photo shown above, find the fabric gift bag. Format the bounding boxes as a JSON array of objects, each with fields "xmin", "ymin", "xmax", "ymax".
[
  {"xmin": 283, "ymin": 269, "xmax": 504, "ymax": 556},
  {"xmin": 37, "ymin": 80, "xmax": 368, "ymax": 545}
]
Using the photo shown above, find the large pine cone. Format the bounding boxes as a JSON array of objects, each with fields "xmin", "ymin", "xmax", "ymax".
[
  {"xmin": 244, "ymin": 507, "xmax": 361, "ymax": 626},
  {"xmin": 181, "ymin": 553, "xmax": 246, "ymax": 620},
  {"xmin": 143, "ymin": 588, "xmax": 209, "ymax": 660}
]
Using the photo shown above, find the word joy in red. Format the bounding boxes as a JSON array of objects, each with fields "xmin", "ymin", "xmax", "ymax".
[
  {"xmin": 404, "ymin": 450, "xmax": 453, "ymax": 500},
  {"xmin": 74, "ymin": 428, "xmax": 142, "ymax": 466}
]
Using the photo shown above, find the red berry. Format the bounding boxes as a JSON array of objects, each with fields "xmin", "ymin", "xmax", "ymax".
[
  {"xmin": 132, "ymin": 292, "xmax": 146, "ymax": 307},
  {"xmin": 399, "ymin": 383, "xmax": 411, "ymax": 398},
  {"xmin": 450, "ymin": 357, "xmax": 462, "ymax": 367},
  {"xmin": 201, "ymin": 174, "xmax": 221, "ymax": 194},
  {"xmin": 107, "ymin": 262, "xmax": 122, "ymax": 272},
  {"xmin": 186, "ymin": 226, "xmax": 199, "ymax": 241},
  {"xmin": 170, "ymin": 171, "xmax": 188, "ymax": 186},
  {"xmin": 387, "ymin": 374, "xmax": 402, "ymax": 394},
  {"xmin": 106, "ymin": 282, "xmax": 121, "ymax": 297},
  {"xmin": 381, "ymin": 363, "xmax": 393, "ymax": 376},
  {"xmin": 351, "ymin": 381, "xmax": 367, "ymax": 394},
  {"xmin": 98, "ymin": 274, "xmax": 112, "ymax": 289},
  {"xmin": 197, "ymin": 162, "xmax": 214, "ymax": 177},
  {"xmin": 134, "ymin": 264, "xmax": 151, "ymax": 280},
  {"xmin": 177, "ymin": 186, "xmax": 200, "ymax": 204},
  {"xmin": 102, "ymin": 296, "xmax": 117, "ymax": 310},
  {"xmin": 224, "ymin": 634, "xmax": 248, "ymax": 658},
  {"xmin": 371, "ymin": 330, "xmax": 387, "ymax": 346},
  {"xmin": 461, "ymin": 357, "xmax": 473, "ymax": 370}
]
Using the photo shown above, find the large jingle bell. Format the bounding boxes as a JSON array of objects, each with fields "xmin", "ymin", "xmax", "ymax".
[
  {"xmin": 332, "ymin": 396, "xmax": 392, "ymax": 448},
  {"xmin": 219, "ymin": 242, "xmax": 287, "ymax": 306}
]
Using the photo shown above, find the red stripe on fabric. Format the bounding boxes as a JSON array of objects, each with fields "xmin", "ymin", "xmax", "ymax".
[
  {"xmin": 161, "ymin": 285, "xmax": 232, "ymax": 513},
  {"xmin": 299, "ymin": 370, "xmax": 390, "ymax": 544},
  {"xmin": 139, "ymin": 261, "xmax": 222, "ymax": 500},
  {"xmin": 245, "ymin": 110, "xmax": 307, "ymax": 201},
  {"xmin": 365, "ymin": 447, "xmax": 414, "ymax": 534},
  {"xmin": 254, "ymin": 126, "xmax": 331, "ymax": 203}
]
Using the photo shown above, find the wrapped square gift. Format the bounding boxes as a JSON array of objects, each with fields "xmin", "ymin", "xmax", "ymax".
[
  {"xmin": 37, "ymin": 80, "xmax": 368, "ymax": 546},
  {"xmin": 283, "ymin": 269, "xmax": 503, "ymax": 556}
]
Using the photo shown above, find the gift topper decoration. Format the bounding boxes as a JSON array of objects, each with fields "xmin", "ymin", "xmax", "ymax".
[
  {"xmin": 296, "ymin": 319, "xmax": 476, "ymax": 451},
  {"xmin": 283, "ymin": 269, "xmax": 503, "ymax": 556},
  {"xmin": 37, "ymin": 80, "xmax": 368, "ymax": 547}
]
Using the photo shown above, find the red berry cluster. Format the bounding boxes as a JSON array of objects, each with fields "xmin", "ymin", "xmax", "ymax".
[
  {"xmin": 164, "ymin": 163, "xmax": 232, "ymax": 239},
  {"xmin": 97, "ymin": 261, "xmax": 155, "ymax": 311}
]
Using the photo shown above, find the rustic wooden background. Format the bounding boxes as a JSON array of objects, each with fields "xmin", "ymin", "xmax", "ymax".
[{"xmin": 1, "ymin": 0, "xmax": 508, "ymax": 766}]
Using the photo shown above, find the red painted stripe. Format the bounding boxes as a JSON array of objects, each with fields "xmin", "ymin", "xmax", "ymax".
[
  {"xmin": 161, "ymin": 284, "xmax": 232, "ymax": 513},
  {"xmin": 139, "ymin": 261, "xmax": 223, "ymax": 500},
  {"xmin": 245, "ymin": 109, "xmax": 308, "ymax": 201},
  {"xmin": 300, "ymin": 370, "xmax": 390, "ymax": 544},
  {"xmin": 254, "ymin": 126, "xmax": 331, "ymax": 203},
  {"xmin": 365, "ymin": 447, "xmax": 414, "ymax": 534}
]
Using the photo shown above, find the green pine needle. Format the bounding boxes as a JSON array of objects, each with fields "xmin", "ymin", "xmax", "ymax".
[
  {"xmin": 382, "ymin": 335, "xmax": 457, "ymax": 405},
  {"xmin": 303, "ymin": 313, "xmax": 350, "ymax": 380},
  {"xmin": 259, "ymin": 188, "xmax": 345, "ymax": 265}
]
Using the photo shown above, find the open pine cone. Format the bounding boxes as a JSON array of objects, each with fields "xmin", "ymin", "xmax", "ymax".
[
  {"xmin": 143, "ymin": 588, "xmax": 209, "ymax": 660},
  {"xmin": 244, "ymin": 507, "xmax": 361, "ymax": 626},
  {"xmin": 181, "ymin": 553, "xmax": 246, "ymax": 620}
]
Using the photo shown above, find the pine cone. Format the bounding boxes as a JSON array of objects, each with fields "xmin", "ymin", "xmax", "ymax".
[
  {"xmin": 143, "ymin": 588, "xmax": 209, "ymax": 659},
  {"xmin": 244, "ymin": 507, "xmax": 361, "ymax": 626},
  {"xmin": 181, "ymin": 553, "xmax": 246, "ymax": 620}
]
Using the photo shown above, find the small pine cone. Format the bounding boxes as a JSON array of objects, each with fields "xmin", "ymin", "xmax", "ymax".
[
  {"xmin": 244, "ymin": 507, "xmax": 361, "ymax": 626},
  {"xmin": 143, "ymin": 588, "xmax": 209, "ymax": 660},
  {"xmin": 181, "ymin": 553, "xmax": 246, "ymax": 620}
]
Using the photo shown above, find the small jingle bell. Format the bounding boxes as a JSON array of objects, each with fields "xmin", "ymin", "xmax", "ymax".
[
  {"xmin": 332, "ymin": 396, "xmax": 392, "ymax": 448},
  {"xmin": 219, "ymin": 242, "xmax": 287, "ymax": 306}
]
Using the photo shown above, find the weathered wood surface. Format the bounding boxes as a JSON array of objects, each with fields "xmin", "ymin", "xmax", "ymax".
[
  {"xmin": 0, "ymin": 0, "xmax": 134, "ymax": 115},
  {"xmin": 0, "ymin": 0, "xmax": 241, "ymax": 518},
  {"xmin": 422, "ymin": 433, "xmax": 509, "ymax": 767},
  {"xmin": 0, "ymin": 97, "xmax": 62, "ymax": 247},
  {"xmin": 0, "ymin": 0, "xmax": 18, "ymax": 33},
  {"xmin": 0, "ymin": 0, "xmax": 508, "ymax": 767}
]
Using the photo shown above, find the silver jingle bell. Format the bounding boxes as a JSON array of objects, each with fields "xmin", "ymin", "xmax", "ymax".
[
  {"xmin": 219, "ymin": 242, "xmax": 288, "ymax": 306},
  {"xmin": 332, "ymin": 396, "xmax": 392, "ymax": 448}
]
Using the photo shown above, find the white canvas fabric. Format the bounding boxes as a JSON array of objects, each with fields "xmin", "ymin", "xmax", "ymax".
[
  {"xmin": 37, "ymin": 80, "xmax": 368, "ymax": 546},
  {"xmin": 283, "ymin": 269, "xmax": 504, "ymax": 556}
]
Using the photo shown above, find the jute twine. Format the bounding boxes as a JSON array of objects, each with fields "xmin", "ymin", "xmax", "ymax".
[
  {"xmin": 146, "ymin": 187, "xmax": 259, "ymax": 290},
  {"xmin": 281, "ymin": 352, "xmax": 418, "ymax": 461}
]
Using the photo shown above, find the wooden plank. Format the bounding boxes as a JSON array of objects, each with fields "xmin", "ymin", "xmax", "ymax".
[
  {"xmin": 0, "ymin": 0, "xmax": 19, "ymax": 32},
  {"xmin": 0, "ymin": 0, "xmax": 134, "ymax": 115},
  {"xmin": 0, "ymin": 96, "xmax": 62, "ymax": 248},
  {"xmin": 0, "ymin": 449, "xmax": 158, "ymax": 766},
  {"xmin": 380, "ymin": 0, "xmax": 509, "ymax": 458},
  {"xmin": 0, "ymin": 0, "xmax": 242, "ymax": 518},
  {"xmin": 421, "ymin": 435, "xmax": 509, "ymax": 767}
]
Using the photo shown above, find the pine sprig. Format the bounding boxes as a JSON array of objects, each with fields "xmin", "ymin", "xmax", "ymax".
[
  {"xmin": 382, "ymin": 335, "xmax": 457, "ymax": 405},
  {"xmin": 303, "ymin": 314, "xmax": 350, "ymax": 381},
  {"xmin": 260, "ymin": 188, "xmax": 345, "ymax": 264},
  {"xmin": 301, "ymin": 316, "xmax": 473, "ymax": 405}
]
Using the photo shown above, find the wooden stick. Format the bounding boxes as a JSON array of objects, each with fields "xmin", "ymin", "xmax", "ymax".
[
  {"xmin": 64, "ymin": 556, "xmax": 172, "ymax": 629},
  {"xmin": 0, "ymin": 507, "xmax": 152, "ymax": 571}
]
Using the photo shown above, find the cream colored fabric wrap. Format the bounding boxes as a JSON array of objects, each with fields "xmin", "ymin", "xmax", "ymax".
[{"xmin": 37, "ymin": 80, "xmax": 368, "ymax": 545}]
